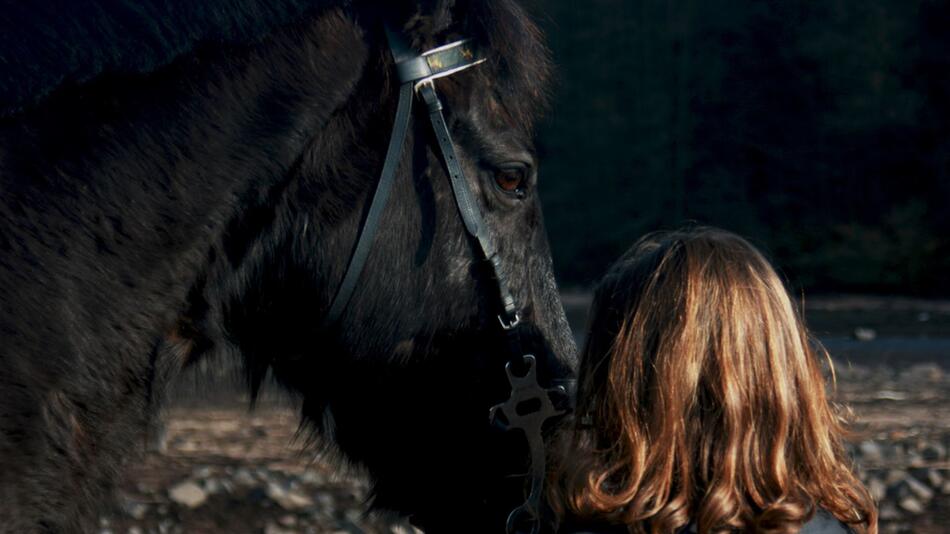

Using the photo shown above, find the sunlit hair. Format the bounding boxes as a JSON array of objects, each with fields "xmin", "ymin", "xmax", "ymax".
[{"xmin": 550, "ymin": 227, "xmax": 877, "ymax": 533}]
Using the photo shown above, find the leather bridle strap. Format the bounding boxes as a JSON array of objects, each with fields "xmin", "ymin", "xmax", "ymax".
[
  {"xmin": 417, "ymin": 82, "xmax": 521, "ymax": 332},
  {"xmin": 325, "ymin": 26, "xmax": 520, "ymax": 331},
  {"xmin": 324, "ymin": 81, "xmax": 413, "ymax": 324}
]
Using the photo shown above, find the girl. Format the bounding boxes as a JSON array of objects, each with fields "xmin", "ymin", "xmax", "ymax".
[{"xmin": 551, "ymin": 227, "xmax": 876, "ymax": 533}]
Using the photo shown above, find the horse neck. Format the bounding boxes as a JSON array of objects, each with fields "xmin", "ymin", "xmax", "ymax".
[{"xmin": 0, "ymin": 9, "xmax": 372, "ymax": 345}]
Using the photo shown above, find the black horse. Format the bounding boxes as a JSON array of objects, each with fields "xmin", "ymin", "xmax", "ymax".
[{"xmin": 0, "ymin": 0, "xmax": 576, "ymax": 532}]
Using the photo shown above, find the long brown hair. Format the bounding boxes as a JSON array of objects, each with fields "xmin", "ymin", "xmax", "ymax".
[{"xmin": 551, "ymin": 227, "xmax": 876, "ymax": 533}]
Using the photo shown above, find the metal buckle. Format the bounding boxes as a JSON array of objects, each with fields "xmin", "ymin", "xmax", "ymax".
[{"xmin": 498, "ymin": 311, "xmax": 522, "ymax": 331}]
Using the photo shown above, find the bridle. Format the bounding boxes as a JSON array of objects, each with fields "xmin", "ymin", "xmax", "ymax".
[{"xmin": 323, "ymin": 25, "xmax": 572, "ymax": 534}]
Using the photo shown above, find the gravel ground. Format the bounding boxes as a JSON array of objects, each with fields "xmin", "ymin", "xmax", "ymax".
[
  {"xmin": 837, "ymin": 362, "xmax": 950, "ymax": 533},
  {"xmin": 99, "ymin": 405, "xmax": 415, "ymax": 534},
  {"xmin": 96, "ymin": 296, "xmax": 950, "ymax": 533}
]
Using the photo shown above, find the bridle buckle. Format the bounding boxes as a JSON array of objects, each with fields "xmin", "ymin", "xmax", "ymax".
[{"xmin": 498, "ymin": 311, "xmax": 522, "ymax": 331}]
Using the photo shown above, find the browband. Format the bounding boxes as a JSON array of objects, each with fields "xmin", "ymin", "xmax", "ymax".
[{"xmin": 385, "ymin": 27, "xmax": 487, "ymax": 87}]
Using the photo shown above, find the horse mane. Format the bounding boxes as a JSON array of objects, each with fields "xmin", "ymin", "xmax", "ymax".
[
  {"xmin": 0, "ymin": 0, "xmax": 551, "ymax": 121},
  {"xmin": 0, "ymin": 0, "xmax": 342, "ymax": 116}
]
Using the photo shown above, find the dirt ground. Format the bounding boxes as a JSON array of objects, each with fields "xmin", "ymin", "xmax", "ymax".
[{"xmin": 100, "ymin": 296, "xmax": 950, "ymax": 534}]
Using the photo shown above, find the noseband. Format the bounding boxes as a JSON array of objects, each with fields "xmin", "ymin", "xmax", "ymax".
[{"xmin": 323, "ymin": 26, "xmax": 570, "ymax": 534}]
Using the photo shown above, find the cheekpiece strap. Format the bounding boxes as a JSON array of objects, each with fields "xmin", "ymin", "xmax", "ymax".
[{"xmin": 326, "ymin": 27, "xmax": 488, "ymax": 326}]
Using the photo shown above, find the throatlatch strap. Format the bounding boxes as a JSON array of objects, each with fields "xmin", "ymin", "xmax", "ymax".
[{"xmin": 325, "ymin": 81, "xmax": 414, "ymax": 324}]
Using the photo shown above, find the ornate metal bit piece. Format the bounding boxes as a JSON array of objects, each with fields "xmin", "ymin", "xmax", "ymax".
[{"xmin": 490, "ymin": 354, "xmax": 568, "ymax": 534}]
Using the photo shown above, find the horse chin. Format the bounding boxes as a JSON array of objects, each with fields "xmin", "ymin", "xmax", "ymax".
[{"xmin": 292, "ymin": 328, "xmax": 537, "ymax": 532}]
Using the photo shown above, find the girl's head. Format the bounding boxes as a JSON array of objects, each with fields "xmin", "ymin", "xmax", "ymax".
[{"xmin": 553, "ymin": 227, "xmax": 876, "ymax": 533}]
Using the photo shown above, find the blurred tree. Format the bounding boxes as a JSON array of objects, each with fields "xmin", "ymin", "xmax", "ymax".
[{"xmin": 535, "ymin": 0, "xmax": 949, "ymax": 295}]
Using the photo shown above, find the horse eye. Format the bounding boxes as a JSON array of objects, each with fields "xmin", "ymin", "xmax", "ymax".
[{"xmin": 494, "ymin": 167, "xmax": 528, "ymax": 195}]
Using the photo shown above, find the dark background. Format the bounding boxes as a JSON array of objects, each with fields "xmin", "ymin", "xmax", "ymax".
[{"xmin": 534, "ymin": 0, "xmax": 950, "ymax": 295}]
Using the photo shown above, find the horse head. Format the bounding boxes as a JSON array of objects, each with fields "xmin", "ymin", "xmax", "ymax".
[{"xmin": 216, "ymin": 1, "xmax": 577, "ymax": 529}]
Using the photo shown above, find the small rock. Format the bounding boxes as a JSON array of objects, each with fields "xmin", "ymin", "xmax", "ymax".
[
  {"xmin": 121, "ymin": 498, "xmax": 148, "ymax": 520},
  {"xmin": 219, "ymin": 478, "xmax": 235, "ymax": 494},
  {"xmin": 873, "ymin": 390, "xmax": 907, "ymax": 401},
  {"xmin": 309, "ymin": 507, "xmax": 332, "ymax": 521},
  {"xmin": 867, "ymin": 476, "xmax": 886, "ymax": 502},
  {"xmin": 884, "ymin": 442, "xmax": 906, "ymax": 461},
  {"xmin": 852, "ymin": 327, "xmax": 876, "ymax": 341},
  {"xmin": 900, "ymin": 363, "xmax": 944, "ymax": 383},
  {"xmin": 922, "ymin": 468, "xmax": 944, "ymax": 488},
  {"xmin": 942, "ymin": 480, "xmax": 950, "ymax": 496},
  {"xmin": 175, "ymin": 439, "xmax": 200, "ymax": 453},
  {"xmin": 130, "ymin": 505, "xmax": 147, "ymax": 520},
  {"xmin": 279, "ymin": 514, "xmax": 297, "ymax": 527},
  {"xmin": 896, "ymin": 476, "xmax": 934, "ymax": 502},
  {"xmin": 192, "ymin": 466, "xmax": 214, "ymax": 480},
  {"xmin": 266, "ymin": 481, "xmax": 313, "ymax": 510},
  {"xmin": 921, "ymin": 442, "xmax": 947, "ymax": 462},
  {"xmin": 255, "ymin": 467, "xmax": 272, "ymax": 480},
  {"xmin": 391, "ymin": 525, "xmax": 424, "ymax": 534},
  {"xmin": 898, "ymin": 496, "xmax": 924, "ymax": 514},
  {"xmin": 285, "ymin": 490, "xmax": 314, "ymax": 510},
  {"xmin": 884, "ymin": 469, "xmax": 907, "ymax": 486},
  {"xmin": 168, "ymin": 481, "xmax": 208, "ymax": 509},
  {"xmin": 266, "ymin": 481, "xmax": 288, "ymax": 501},
  {"xmin": 316, "ymin": 492, "xmax": 334, "ymax": 509},
  {"xmin": 878, "ymin": 502, "xmax": 900, "ymax": 521},
  {"xmin": 233, "ymin": 468, "xmax": 257, "ymax": 486},
  {"xmin": 202, "ymin": 478, "xmax": 222, "ymax": 495},
  {"xmin": 300, "ymin": 471, "xmax": 326, "ymax": 486},
  {"xmin": 128, "ymin": 527, "xmax": 144, "ymax": 534},
  {"xmin": 857, "ymin": 440, "xmax": 884, "ymax": 464},
  {"xmin": 264, "ymin": 522, "xmax": 296, "ymax": 534}
]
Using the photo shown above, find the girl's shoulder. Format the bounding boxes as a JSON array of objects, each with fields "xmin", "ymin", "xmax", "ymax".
[
  {"xmin": 557, "ymin": 524, "xmax": 627, "ymax": 534},
  {"xmin": 558, "ymin": 509, "xmax": 853, "ymax": 534},
  {"xmin": 799, "ymin": 509, "xmax": 855, "ymax": 534}
]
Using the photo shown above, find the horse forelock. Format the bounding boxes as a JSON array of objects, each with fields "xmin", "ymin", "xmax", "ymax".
[
  {"xmin": 469, "ymin": 0, "xmax": 554, "ymax": 130},
  {"xmin": 400, "ymin": 0, "xmax": 553, "ymax": 132}
]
